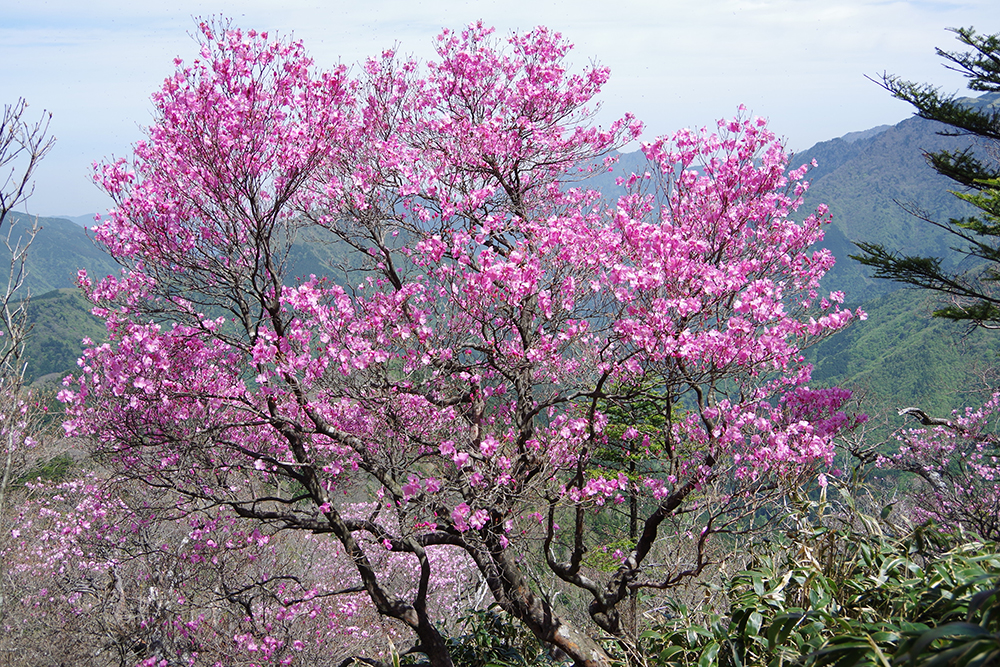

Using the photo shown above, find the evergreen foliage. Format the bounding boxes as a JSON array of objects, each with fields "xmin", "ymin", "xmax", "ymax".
[{"xmin": 852, "ymin": 27, "xmax": 1000, "ymax": 327}]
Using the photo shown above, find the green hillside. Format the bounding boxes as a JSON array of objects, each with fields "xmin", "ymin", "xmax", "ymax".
[
  {"xmin": 807, "ymin": 288, "xmax": 1000, "ymax": 421},
  {"xmin": 22, "ymin": 288, "xmax": 105, "ymax": 383},
  {"xmin": 1, "ymin": 212, "xmax": 122, "ymax": 293},
  {"xmin": 0, "ymin": 214, "xmax": 115, "ymax": 382}
]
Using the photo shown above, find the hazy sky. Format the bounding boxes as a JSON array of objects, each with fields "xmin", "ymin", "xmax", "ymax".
[{"xmin": 3, "ymin": 0, "xmax": 997, "ymax": 217}]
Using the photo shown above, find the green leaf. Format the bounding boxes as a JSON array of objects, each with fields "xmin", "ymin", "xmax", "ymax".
[
  {"xmin": 966, "ymin": 588, "xmax": 1000, "ymax": 621},
  {"xmin": 767, "ymin": 613, "xmax": 805, "ymax": 651},
  {"xmin": 905, "ymin": 622, "xmax": 992, "ymax": 662},
  {"xmin": 657, "ymin": 645, "xmax": 686, "ymax": 662},
  {"xmin": 686, "ymin": 625, "xmax": 714, "ymax": 645},
  {"xmin": 697, "ymin": 641, "xmax": 720, "ymax": 667},
  {"xmin": 865, "ymin": 632, "xmax": 892, "ymax": 667}
]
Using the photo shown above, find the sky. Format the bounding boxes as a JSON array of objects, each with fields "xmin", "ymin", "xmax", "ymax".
[{"xmin": 2, "ymin": 0, "xmax": 998, "ymax": 218}]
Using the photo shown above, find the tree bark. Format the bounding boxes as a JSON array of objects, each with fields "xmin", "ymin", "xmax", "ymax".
[{"xmin": 492, "ymin": 549, "xmax": 612, "ymax": 667}]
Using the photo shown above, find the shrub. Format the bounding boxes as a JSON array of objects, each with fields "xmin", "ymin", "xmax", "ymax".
[{"xmin": 638, "ymin": 482, "xmax": 1000, "ymax": 667}]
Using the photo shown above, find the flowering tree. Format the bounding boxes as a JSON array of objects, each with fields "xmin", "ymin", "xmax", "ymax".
[
  {"xmin": 60, "ymin": 20, "xmax": 864, "ymax": 667},
  {"xmin": 881, "ymin": 398, "xmax": 1000, "ymax": 540},
  {"xmin": 4, "ymin": 472, "xmax": 477, "ymax": 666}
]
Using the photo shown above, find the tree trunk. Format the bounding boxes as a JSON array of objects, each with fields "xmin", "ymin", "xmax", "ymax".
[
  {"xmin": 493, "ymin": 550, "xmax": 612, "ymax": 667},
  {"xmin": 549, "ymin": 622, "xmax": 613, "ymax": 667},
  {"xmin": 414, "ymin": 616, "xmax": 454, "ymax": 667}
]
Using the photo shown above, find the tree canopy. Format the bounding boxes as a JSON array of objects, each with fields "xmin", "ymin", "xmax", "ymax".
[{"xmin": 48, "ymin": 20, "xmax": 864, "ymax": 667}]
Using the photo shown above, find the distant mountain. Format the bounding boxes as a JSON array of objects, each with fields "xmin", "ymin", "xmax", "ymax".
[
  {"xmin": 797, "ymin": 94, "xmax": 1000, "ymax": 420},
  {"xmin": 0, "ymin": 213, "xmax": 360, "ymax": 380},
  {"xmin": 0, "ymin": 214, "xmax": 115, "ymax": 381},
  {"xmin": 51, "ymin": 214, "xmax": 99, "ymax": 227},
  {"xmin": 0, "ymin": 213, "xmax": 352, "ymax": 292},
  {"xmin": 838, "ymin": 125, "xmax": 892, "ymax": 144},
  {"xmin": 791, "ymin": 98, "xmax": 1000, "ymax": 303},
  {"xmin": 1, "ymin": 212, "xmax": 122, "ymax": 293},
  {"xmin": 22, "ymin": 288, "xmax": 105, "ymax": 383}
]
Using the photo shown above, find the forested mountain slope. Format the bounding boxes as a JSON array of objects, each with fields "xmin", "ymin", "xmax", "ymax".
[
  {"xmin": 797, "ymin": 96, "xmax": 1000, "ymax": 420},
  {"xmin": 793, "ymin": 107, "xmax": 991, "ymax": 303},
  {"xmin": 807, "ymin": 288, "xmax": 1000, "ymax": 421},
  {"xmin": 22, "ymin": 288, "xmax": 105, "ymax": 383},
  {"xmin": 2, "ymin": 212, "xmax": 121, "ymax": 293}
]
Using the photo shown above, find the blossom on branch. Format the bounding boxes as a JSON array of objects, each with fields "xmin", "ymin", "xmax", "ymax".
[{"xmin": 57, "ymin": 18, "xmax": 863, "ymax": 667}]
